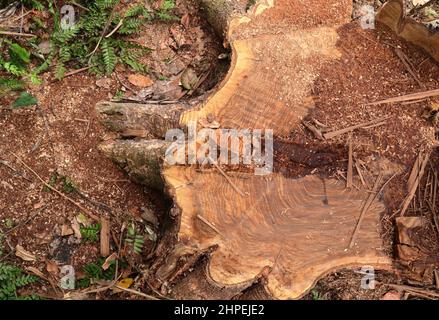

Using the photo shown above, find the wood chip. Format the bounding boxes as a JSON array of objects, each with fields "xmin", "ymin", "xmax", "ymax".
[
  {"xmin": 61, "ymin": 224, "xmax": 74, "ymax": 237},
  {"xmin": 15, "ymin": 245, "xmax": 37, "ymax": 261},
  {"xmin": 100, "ymin": 217, "xmax": 110, "ymax": 257},
  {"xmin": 102, "ymin": 252, "xmax": 118, "ymax": 271},
  {"xmin": 302, "ymin": 121, "xmax": 324, "ymax": 140},
  {"xmin": 128, "ymin": 74, "xmax": 154, "ymax": 88},
  {"xmin": 400, "ymin": 150, "xmax": 430, "ymax": 216}
]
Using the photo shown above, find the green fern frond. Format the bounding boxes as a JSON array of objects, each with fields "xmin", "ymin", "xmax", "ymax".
[
  {"xmin": 101, "ymin": 40, "xmax": 117, "ymax": 74},
  {"xmin": 80, "ymin": 224, "xmax": 101, "ymax": 242},
  {"xmin": 52, "ymin": 25, "xmax": 81, "ymax": 44},
  {"xmin": 118, "ymin": 18, "xmax": 143, "ymax": 35},
  {"xmin": 125, "ymin": 224, "xmax": 144, "ymax": 255},
  {"xmin": 125, "ymin": 5, "xmax": 150, "ymax": 18},
  {"xmin": 0, "ymin": 78, "xmax": 25, "ymax": 91},
  {"xmin": 2, "ymin": 62, "xmax": 26, "ymax": 77},
  {"xmin": 54, "ymin": 62, "xmax": 66, "ymax": 80},
  {"xmin": 0, "ymin": 263, "xmax": 38, "ymax": 300}
]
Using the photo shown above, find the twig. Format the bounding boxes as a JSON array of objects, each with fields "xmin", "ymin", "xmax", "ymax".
[
  {"xmin": 0, "ymin": 30, "xmax": 35, "ymax": 37},
  {"xmin": 323, "ymin": 116, "xmax": 390, "ymax": 139},
  {"xmin": 197, "ymin": 215, "xmax": 223, "ymax": 236},
  {"xmin": 354, "ymin": 161, "xmax": 367, "ymax": 188},
  {"xmin": 302, "ymin": 121, "xmax": 324, "ymax": 140},
  {"xmin": 0, "ymin": 159, "xmax": 32, "ymax": 182},
  {"xmin": 87, "ymin": 1, "xmax": 119, "ymax": 62},
  {"xmin": 10, "ymin": 9, "xmax": 33, "ymax": 23},
  {"xmin": 105, "ymin": 19, "xmax": 124, "ymax": 38},
  {"xmin": 394, "ymin": 48, "xmax": 424, "ymax": 88},
  {"xmin": 349, "ymin": 174, "xmax": 383, "ymax": 248},
  {"xmin": 426, "ymin": 200, "xmax": 439, "ymax": 236},
  {"xmin": 378, "ymin": 172, "xmax": 399, "ymax": 197},
  {"xmin": 400, "ymin": 151, "xmax": 430, "ymax": 216},
  {"xmin": 0, "ymin": 159, "xmax": 17, "ymax": 172},
  {"xmin": 367, "ymin": 88, "xmax": 439, "ymax": 106},
  {"xmin": 347, "ymin": 133, "xmax": 353, "ymax": 189},
  {"xmin": 113, "ymin": 285, "xmax": 159, "ymax": 300},
  {"xmin": 70, "ymin": 1, "xmax": 90, "ymax": 11},
  {"xmin": 410, "ymin": 0, "xmax": 435, "ymax": 13},
  {"xmin": 208, "ymin": 157, "xmax": 248, "ymax": 197},
  {"xmin": 5, "ymin": 205, "xmax": 47, "ymax": 235},
  {"xmin": 64, "ymin": 65, "xmax": 97, "ymax": 78},
  {"xmin": 379, "ymin": 282, "xmax": 439, "ymax": 299},
  {"xmin": 12, "ymin": 153, "xmax": 100, "ymax": 221}
]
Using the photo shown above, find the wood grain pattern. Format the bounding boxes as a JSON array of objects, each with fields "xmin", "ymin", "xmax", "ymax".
[
  {"xmin": 164, "ymin": 166, "xmax": 391, "ymax": 299},
  {"xmin": 166, "ymin": 0, "xmax": 393, "ymax": 299}
]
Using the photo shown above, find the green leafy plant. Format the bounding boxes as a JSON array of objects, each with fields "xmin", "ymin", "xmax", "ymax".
[
  {"xmin": 0, "ymin": 263, "xmax": 39, "ymax": 300},
  {"xmin": 47, "ymin": 0, "xmax": 151, "ymax": 78},
  {"xmin": 0, "ymin": 39, "xmax": 40, "ymax": 84},
  {"xmin": 80, "ymin": 223, "xmax": 101, "ymax": 242},
  {"xmin": 61, "ymin": 176, "xmax": 77, "ymax": 193},
  {"xmin": 311, "ymin": 289, "xmax": 326, "ymax": 300},
  {"xmin": 154, "ymin": 0, "xmax": 179, "ymax": 21},
  {"xmin": 43, "ymin": 173, "xmax": 77, "ymax": 193},
  {"xmin": 12, "ymin": 92, "xmax": 38, "ymax": 108},
  {"xmin": 125, "ymin": 224, "xmax": 144, "ymax": 255},
  {"xmin": 4, "ymin": 219, "xmax": 14, "ymax": 229},
  {"xmin": 0, "ymin": 77, "xmax": 25, "ymax": 95},
  {"xmin": 76, "ymin": 257, "xmax": 127, "ymax": 288}
]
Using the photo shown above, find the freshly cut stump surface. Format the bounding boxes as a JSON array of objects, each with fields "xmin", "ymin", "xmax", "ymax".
[
  {"xmin": 162, "ymin": 0, "xmax": 392, "ymax": 299},
  {"xmin": 99, "ymin": 0, "xmax": 439, "ymax": 299}
]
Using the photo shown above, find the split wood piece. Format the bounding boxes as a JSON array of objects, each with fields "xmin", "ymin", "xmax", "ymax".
[
  {"xmin": 97, "ymin": 0, "xmax": 393, "ymax": 299},
  {"xmin": 394, "ymin": 48, "xmax": 423, "ymax": 88},
  {"xmin": 99, "ymin": 139, "xmax": 170, "ymax": 190},
  {"xmin": 366, "ymin": 88, "xmax": 439, "ymax": 106},
  {"xmin": 348, "ymin": 174, "xmax": 383, "ymax": 249},
  {"xmin": 163, "ymin": 166, "xmax": 390, "ymax": 299},
  {"xmin": 100, "ymin": 217, "xmax": 110, "ymax": 257},
  {"xmin": 96, "ymin": 101, "xmax": 188, "ymax": 139},
  {"xmin": 400, "ymin": 150, "xmax": 430, "ymax": 216},
  {"xmin": 347, "ymin": 133, "xmax": 353, "ymax": 189},
  {"xmin": 377, "ymin": 0, "xmax": 439, "ymax": 63},
  {"xmin": 323, "ymin": 117, "xmax": 390, "ymax": 140},
  {"xmin": 380, "ymin": 282, "xmax": 439, "ymax": 299}
]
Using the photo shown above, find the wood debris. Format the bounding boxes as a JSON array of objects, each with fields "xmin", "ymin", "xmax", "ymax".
[
  {"xmin": 323, "ymin": 117, "xmax": 389, "ymax": 139},
  {"xmin": 347, "ymin": 133, "xmax": 353, "ymax": 189},
  {"xmin": 349, "ymin": 174, "xmax": 383, "ymax": 248},
  {"xmin": 400, "ymin": 150, "xmax": 430, "ymax": 216},
  {"xmin": 100, "ymin": 217, "xmax": 111, "ymax": 257},
  {"xmin": 15, "ymin": 245, "xmax": 37, "ymax": 261},
  {"xmin": 367, "ymin": 88, "xmax": 439, "ymax": 106}
]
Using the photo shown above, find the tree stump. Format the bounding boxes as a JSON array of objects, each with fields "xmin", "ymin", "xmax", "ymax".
[{"xmin": 97, "ymin": 0, "xmax": 394, "ymax": 299}]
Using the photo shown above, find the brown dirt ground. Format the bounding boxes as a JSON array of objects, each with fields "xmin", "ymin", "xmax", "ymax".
[
  {"xmin": 1, "ymin": 0, "xmax": 438, "ymax": 300},
  {"xmin": 0, "ymin": 0, "xmax": 227, "ymax": 300}
]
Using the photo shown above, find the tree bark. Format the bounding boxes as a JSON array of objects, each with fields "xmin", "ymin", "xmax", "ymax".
[{"xmin": 96, "ymin": 101, "xmax": 188, "ymax": 139}]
